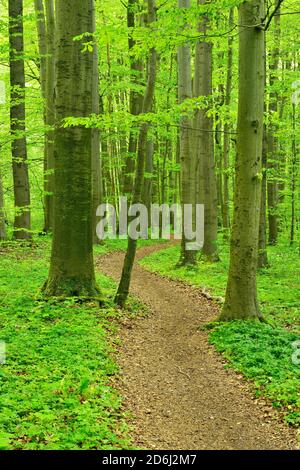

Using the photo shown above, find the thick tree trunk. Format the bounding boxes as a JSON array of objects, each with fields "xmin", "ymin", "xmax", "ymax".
[
  {"xmin": 115, "ymin": 0, "xmax": 157, "ymax": 308},
  {"xmin": 9, "ymin": 0, "xmax": 31, "ymax": 239},
  {"xmin": 43, "ymin": 0, "xmax": 98, "ymax": 298},
  {"xmin": 221, "ymin": 0, "xmax": 265, "ymax": 320},
  {"xmin": 194, "ymin": 0, "xmax": 218, "ymax": 261},
  {"xmin": 178, "ymin": 0, "xmax": 197, "ymax": 266},
  {"xmin": 43, "ymin": 0, "xmax": 55, "ymax": 232},
  {"xmin": 123, "ymin": 0, "xmax": 144, "ymax": 197}
]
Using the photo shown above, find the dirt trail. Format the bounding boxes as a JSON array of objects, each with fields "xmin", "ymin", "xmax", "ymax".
[{"xmin": 97, "ymin": 244, "xmax": 298, "ymax": 450}]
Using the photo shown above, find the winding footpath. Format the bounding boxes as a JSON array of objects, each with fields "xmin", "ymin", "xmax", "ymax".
[{"xmin": 97, "ymin": 244, "xmax": 298, "ymax": 450}]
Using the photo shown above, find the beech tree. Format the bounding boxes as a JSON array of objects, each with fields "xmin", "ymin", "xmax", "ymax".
[
  {"xmin": 267, "ymin": 10, "xmax": 281, "ymax": 246},
  {"xmin": 178, "ymin": 0, "xmax": 196, "ymax": 266},
  {"xmin": 43, "ymin": 0, "xmax": 98, "ymax": 297},
  {"xmin": 44, "ymin": 0, "xmax": 55, "ymax": 232},
  {"xmin": 0, "ymin": 173, "xmax": 6, "ymax": 240},
  {"xmin": 194, "ymin": 0, "xmax": 218, "ymax": 261},
  {"xmin": 123, "ymin": 0, "xmax": 144, "ymax": 197},
  {"xmin": 115, "ymin": 0, "xmax": 157, "ymax": 308},
  {"xmin": 9, "ymin": 0, "xmax": 31, "ymax": 239},
  {"xmin": 221, "ymin": 0, "xmax": 265, "ymax": 320}
]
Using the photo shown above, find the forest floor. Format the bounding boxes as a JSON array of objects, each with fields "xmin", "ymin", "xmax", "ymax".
[{"xmin": 98, "ymin": 243, "xmax": 299, "ymax": 450}]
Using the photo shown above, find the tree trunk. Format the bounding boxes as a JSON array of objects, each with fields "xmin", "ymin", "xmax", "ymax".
[
  {"xmin": 222, "ymin": 7, "xmax": 234, "ymax": 237},
  {"xmin": 178, "ymin": 0, "xmax": 197, "ymax": 266},
  {"xmin": 43, "ymin": 0, "xmax": 55, "ymax": 232},
  {"xmin": 194, "ymin": 0, "xmax": 218, "ymax": 261},
  {"xmin": 258, "ymin": 124, "xmax": 269, "ymax": 268},
  {"xmin": 143, "ymin": 139, "xmax": 154, "ymax": 223},
  {"xmin": 220, "ymin": 0, "xmax": 265, "ymax": 320},
  {"xmin": 34, "ymin": 0, "xmax": 47, "ymax": 99},
  {"xmin": 267, "ymin": 11, "xmax": 280, "ymax": 245},
  {"xmin": 43, "ymin": 0, "xmax": 98, "ymax": 298},
  {"xmin": 9, "ymin": 0, "xmax": 31, "ymax": 239},
  {"xmin": 0, "ymin": 173, "xmax": 7, "ymax": 241},
  {"xmin": 123, "ymin": 0, "xmax": 144, "ymax": 197},
  {"xmin": 91, "ymin": 1, "xmax": 103, "ymax": 244},
  {"xmin": 290, "ymin": 101, "xmax": 297, "ymax": 245},
  {"xmin": 115, "ymin": 0, "xmax": 157, "ymax": 308}
]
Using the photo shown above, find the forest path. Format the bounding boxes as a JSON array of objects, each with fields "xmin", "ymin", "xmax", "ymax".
[{"xmin": 97, "ymin": 243, "xmax": 298, "ymax": 450}]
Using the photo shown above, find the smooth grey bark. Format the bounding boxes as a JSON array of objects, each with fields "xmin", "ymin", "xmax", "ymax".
[
  {"xmin": 115, "ymin": 0, "xmax": 157, "ymax": 308},
  {"xmin": 222, "ymin": 7, "xmax": 234, "ymax": 236},
  {"xmin": 43, "ymin": 0, "xmax": 98, "ymax": 297},
  {"xmin": 221, "ymin": 0, "xmax": 265, "ymax": 320},
  {"xmin": 267, "ymin": 11, "xmax": 280, "ymax": 245},
  {"xmin": 193, "ymin": 0, "xmax": 218, "ymax": 261},
  {"xmin": 178, "ymin": 0, "xmax": 197, "ymax": 266},
  {"xmin": 43, "ymin": 0, "xmax": 55, "ymax": 232},
  {"xmin": 9, "ymin": 0, "xmax": 31, "ymax": 239}
]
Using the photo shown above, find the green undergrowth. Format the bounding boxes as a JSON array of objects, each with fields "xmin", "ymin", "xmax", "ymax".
[
  {"xmin": 209, "ymin": 321, "xmax": 300, "ymax": 429},
  {"xmin": 141, "ymin": 241, "xmax": 300, "ymax": 428},
  {"xmin": 0, "ymin": 238, "xmax": 148, "ymax": 450}
]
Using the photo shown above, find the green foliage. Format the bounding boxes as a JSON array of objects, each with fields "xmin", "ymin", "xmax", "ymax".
[
  {"xmin": 209, "ymin": 321, "xmax": 300, "ymax": 427},
  {"xmin": 0, "ymin": 241, "xmax": 134, "ymax": 450}
]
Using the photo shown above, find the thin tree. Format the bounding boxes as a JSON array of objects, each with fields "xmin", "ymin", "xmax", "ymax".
[
  {"xmin": 0, "ymin": 172, "xmax": 7, "ymax": 241},
  {"xmin": 43, "ymin": 0, "xmax": 98, "ymax": 297},
  {"xmin": 43, "ymin": 0, "xmax": 55, "ymax": 232},
  {"xmin": 115, "ymin": 0, "xmax": 157, "ymax": 308},
  {"xmin": 178, "ymin": 0, "xmax": 197, "ymax": 266},
  {"xmin": 194, "ymin": 0, "xmax": 218, "ymax": 261},
  {"xmin": 123, "ymin": 0, "xmax": 144, "ymax": 197},
  {"xmin": 222, "ymin": 7, "xmax": 234, "ymax": 237},
  {"xmin": 92, "ymin": 0, "xmax": 103, "ymax": 244},
  {"xmin": 267, "ymin": 10, "xmax": 281, "ymax": 245},
  {"xmin": 9, "ymin": 0, "xmax": 31, "ymax": 239},
  {"xmin": 34, "ymin": 0, "xmax": 46, "ymax": 99},
  {"xmin": 220, "ymin": 0, "xmax": 265, "ymax": 320}
]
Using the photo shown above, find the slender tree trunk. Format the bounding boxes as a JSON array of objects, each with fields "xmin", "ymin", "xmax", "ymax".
[
  {"xmin": 290, "ymin": 101, "xmax": 297, "ymax": 245},
  {"xmin": 143, "ymin": 139, "xmax": 154, "ymax": 223},
  {"xmin": 34, "ymin": 0, "xmax": 47, "ymax": 99},
  {"xmin": 178, "ymin": 0, "xmax": 197, "ymax": 266},
  {"xmin": 194, "ymin": 0, "xmax": 218, "ymax": 261},
  {"xmin": 222, "ymin": 7, "xmax": 234, "ymax": 237},
  {"xmin": 220, "ymin": 0, "xmax": 265, "ymax": 320},
  {"xmin": 91, "ymin": 1, "xmax": 103, "ymax": 244},
  {"xmin": 0, "ymin": 173, "xmax": 7, "ymax": 241},
  {"xmin": 43, "ymin": 0, "xmax": 55, "ymax": 232},
  {"xmin": 258, "ymin": 124, "xmax": 269, "ymax": 268},
  {"xmin": 9, "ymin": 0, "xmax": 31, "ymax": 239},
  {"xmin": 267, "ymin": 11, "xmax": 280, "ymax": 245},
  {"xmin": 123, "ymin": 0, "xmax": 144, "ymax": 197},
  {"xmin": 43, "ymin": 0, "xmax": 98, "ymax": 298},
  {"xmin": 115, "ymin": 0, "xmax": 157, "ymax": 308}
]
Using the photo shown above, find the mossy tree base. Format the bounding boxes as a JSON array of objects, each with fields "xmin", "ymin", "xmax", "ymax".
[{"xmin": 42, "ymin": 275, "xmax": 100, "ymax": 300}]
